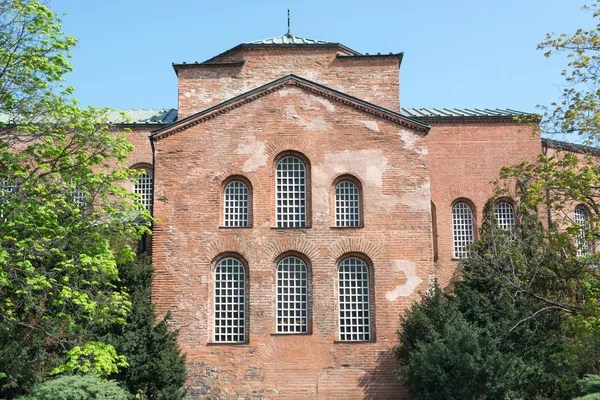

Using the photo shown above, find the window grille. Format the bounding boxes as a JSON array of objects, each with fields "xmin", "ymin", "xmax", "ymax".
[
  {"xmin": 224, "ymin": 181, "xmax": 249, "ymax": 227},
  {"xmin": 452, "ymin": 202, "xmax": 474, "ymax": 258},
  {"xmin": 494, "ymin": 201, "xmax": 515, "ymax": 231},
  {"xmin": 0, "ymin": 178, "xmax": 15, "ymax": 221},
  {"xmin": 214, "ymin": 258, "xmax": 246, "ymax": 343},
  {"xmin": 134, "ymin": 170, "xmax": 153, "ymax": 211},
  {"xmin": 276, "ymin": 156, "xmax": 306, "ymax": 228},
  {"xmin": 276, "ymin": 256, "xmax": 308, "ymax": 333},
  {"xmin": 73, "ymin": 188, "xmax": 86, "ymax": 209},
  {"xmin": 338, "ymin": 257, "xmax": 370, "ymax": 341},
  {"xmin": 335, "ymin": 181, "xmax": 360, "ymax": 227},
  {"xmin": 575, "ymin": 205, "xmax": 589, "ymax": 257}
]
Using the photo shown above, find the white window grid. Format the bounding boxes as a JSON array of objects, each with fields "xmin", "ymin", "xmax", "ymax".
[
  {"xmin": 494, "ymin": 201, "xmax": 515, "ymax": 231},
  {"xmin": 335, "ymin": 181, "xmax": 360, "ymax": 227},
  {"xmin": 72, "ymin": 187, "xmax": 86, "ymax": 209},
  {"xmin": 0, "ymin": 177, "xmax": 16, "ymax": 221},
  {"xmin": 276, "ymin": 156, "xmax": 306, "ymax": 228},
  {"xmin": 224, "ymin": 181, "xmax": 249, "ymax": 227},
  {"xmin": 134, "ymin": 170, "xmax": 153, "ymax": 211},
  {"xmin": 276, "ymin": 256, "xmax": 308, "ymax": 333},
  {"xmin": 214, "ymin": 258, "xmax": 246, "ymax": 343},
  {"xmin": 574, "ymin": 206, "xmax": 589, "ymax": 257},
  {"xmin": 338, "ymin": 257, "xmax": 370, "ymax": 341},
  {"xmin": 452, "ymin": 202, "xmax": 474, "ymax": 258}
]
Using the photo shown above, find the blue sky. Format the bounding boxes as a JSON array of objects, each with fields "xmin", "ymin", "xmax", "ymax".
[{"xmin": 53, "ymin": 0, "xmax": 587, "ymax": 120}]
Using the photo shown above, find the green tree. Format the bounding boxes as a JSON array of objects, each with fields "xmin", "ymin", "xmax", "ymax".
[
  {"xmin": 91, "ymin": 256, "xmax": 187, "ymax": 400},
  {"xmin": 396, "ymin": 201, "xmax": 590, "ymax": 399},
  {"xmin": 0, "ymin": 0, "xmax": 150, "ymax": 396},
  {"xmin": 16, "ymin": 374, "xmax": 131, "ymax": 400}
]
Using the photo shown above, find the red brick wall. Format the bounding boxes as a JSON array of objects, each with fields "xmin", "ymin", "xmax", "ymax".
[
  {"xmin": 152, "ymin": 86, "xmax": 432, "ymax": 398},
  {"xmin": 425, "ymin": 121, "xmax": 540, "ymax": 286},
  {"xmin": 177, "ymin": 48, "xmax": 401, "ymax": 118}
]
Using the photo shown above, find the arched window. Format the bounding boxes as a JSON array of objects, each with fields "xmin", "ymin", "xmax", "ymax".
[
  {"xmin": 494, "ymin": 201, "xmax": 515, "ymax": 231},
  {"xmin": 338, "ymin": 257, "xmax": 371, "ymax": 341},
  {"xmin": 574, "ymin": 205, "xmax": 590, "ymax": 257},
  {"xmin": 0, "ymin": 177, "xmax": 16, "ymax": 221},
  {"xmin": 134, "ymin": 169, "xmax": 153, "ymax": 212},
  {"xmin": 214, "ymin": 257, "xmax": 246, "ymax": 343},
  {"xmin": 276, "ymin": 156, "xmax": 306, "ymax": 228},
  {"xmin": 224, "ymin": 181, "xmax": 249, "ymax": 227},
  {"xmin": 335, "ymin": 180, "xmax": 361, "ymax": 227},
  {"xmin": 452, "ymin": 202, "xmax": 474, "ymax": 258},
  {"xmin": 276, "ymin": 256, "xmax": 308, "ymax": 333}
]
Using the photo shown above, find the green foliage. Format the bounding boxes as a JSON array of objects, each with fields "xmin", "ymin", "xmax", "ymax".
[
  {"xmin": 396, "ymin": 202, "xmax": 592, "ymax": 399},
  {"xmin": 15, "ymin": 374, "xmax": 130, "ymax": 400},
  {"xmin": 0, "ymin": 1, "xmax": 150, "ymax": 396},
  {"xmin": 91, "ymin": 255, "xmax": 187, "ymax": 400},
  {"xmin": 51, "ymin": 342, "xmax": 128, "ymax": 377}
]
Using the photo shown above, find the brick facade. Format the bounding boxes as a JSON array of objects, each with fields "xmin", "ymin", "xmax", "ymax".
[{"xmin": 120, "ymin": 38, "xmax": 541, "ymax": 398}]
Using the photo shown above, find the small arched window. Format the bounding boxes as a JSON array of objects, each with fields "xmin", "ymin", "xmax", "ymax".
[
  {"xmin": 224, "ymin": 181, "xmax": 249, "ymax": 227},
  {"xmin": 338, "ymin": 257, "xmax": 371, "ymax": 341},
  {"xmin": 276, "ymin": 156, "xmax": 306, "ymax": 228},
  {"xmin": 134, "ymin": 169, "xmax": 153, "ymax": 212},
  {"xmin": 335, "ymin": 180, "xmax": 361, "ymax": 227},
  {"xmin": 276, "ymin": 256, "xmax": 308, "ymax": 333},
  {"xmin": 494, "ymin": 201, "xmax": 515, "ymax": 231},
  {"xmin": 574, "ymin": 205, "xmax": 590, "ymax": 257},
  {"xmin": 214, "ymin": 257, "xmax": 246, "ymax": 343},
  {"xmin": 452, "ymin": 202, "xmax": 474, "ymax": 258}
]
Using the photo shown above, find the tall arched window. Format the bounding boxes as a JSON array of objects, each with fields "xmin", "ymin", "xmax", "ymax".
[
  {"xmin": 224, "ymin": 180, "xmax": 249, "ymax": 227},
  {"xmin": 574, "ymin": 205, "xmax": 590, "ymax": 257},
  {"xmin": 338, "ymin": 257, "xmax": 371, "ymax": 341},
  {"xmin": 214, "ymin": 257, "xmax": 246, "ymax": 343},
  {"xmin": 134, "ymin": 169, "xmax": 153, "ymax": 212},
  {"xmin": 335, "ymin": 180, "xmax": 361, "ymax": 227},
  {"xmin": 276, "ymin": 156, "xmax": 306, "ymax": 228},
  {"xmin": 452, "ymin": 202, "xmax": 474, "ymax": 258},
  {"xmin": 276, "ymin": 256, "xmax": 308, "ymax": 333},
  {"xmin": 494, "ymin": 201, "xmax": 515, "ymax": 231}
]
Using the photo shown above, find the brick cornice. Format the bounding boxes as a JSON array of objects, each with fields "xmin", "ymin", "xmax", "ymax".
[{"xmin": 150, "ymin": 75, "xmax": 430, "ymax": 141}]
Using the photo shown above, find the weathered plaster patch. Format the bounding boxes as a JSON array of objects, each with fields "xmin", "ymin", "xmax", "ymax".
[
  {"xmin": 398, "ymin": 129, "xmax": 421, "ymax": 150},
  {"xmin": 385, "ymin": 260, "xmax": 423, "ymax": 300},
  {"xmin": 399, "ymin": 181, "xmax": 431, "ymax": 211},
  {"xmin": 278, "ymin": 88, "xmax": 303, "ymax": 97},
  {"xmin": 236, "ymin": 140, "xmax": 267, "ymax": 173},
  {"xmin": 284, "ymin": 105, "xmax": 330, "ymax": 132},
  {"xmin": 361, "ymin": 121, "xmax": 380, "ymax": 132}
]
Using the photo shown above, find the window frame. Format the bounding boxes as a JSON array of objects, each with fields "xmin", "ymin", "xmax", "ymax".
[
  {"xmin": 274, "ymin": 151, "xmax": 312, "ymax": 229},
  {"xmin": 212, "ymin": 255, "xmax": 248, "ymax": 344},
  {"xmin": 494, "ymin": 200, "xmax": 516, "ymax": 232},
  {"xmin": 574, "ymin": 204, "xmax": 592, "ymax": 257},
  {"xmin": 331, "ymin": 175, "xmax": 364, "ymax": 228},
  {"xmin": 451, "ymin": 199, "xmax": 476, "ymax": 259},
  {"xmin": 221, "ymin": 176, "xmax": 253, "ymax": 228},
  {"xmin": 274, "ymin": 254, "xmax": 310, "ymax": 335},
  {"xmin": 131, "ymin": 165, "xmax": 154, "ymax": 213},
  {"xmin": 336, "ymin": 255, "xmax": 374, "ymax": 342}
]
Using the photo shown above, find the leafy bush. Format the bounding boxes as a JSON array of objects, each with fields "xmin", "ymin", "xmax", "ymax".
[{"xmin": 16, "ymin": 374, "xmax": 130, "ymax": 400}]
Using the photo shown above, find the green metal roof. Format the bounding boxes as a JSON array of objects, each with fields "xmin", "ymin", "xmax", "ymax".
[
  {"xmin": 400, "ymin": 108, "xmax": 533, "ymax": 119},
  {"xmin": 100, "ymin": 109, "xmax": 178, "ymax": 125},
  {"xmin": 1, "ymin": 108, "xmax": 536, "ymax": 126},
  {"xmin": 245, "ymin": 34, "xmax": 332, "ymax": 45}
]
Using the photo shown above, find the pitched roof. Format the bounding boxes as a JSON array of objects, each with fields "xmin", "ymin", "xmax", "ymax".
[
  {"xmin": 100, "ymin": 108, "xmax": 178, "ymax": 125},
  {"xmin": 246, "ymin": 34, "xmax": 331, "ymax": 45},
  {"xmin": 150, "ymin": 74, "xmax": 431, "ymax": 141},
  {"xmin": 542, "ymin": 138, "xmax": 600, "ymax": 155},
  {"xmin": 201, "ymin": 34, "xmax": 361, "ymax": 64},
  {"xmin": 401, "ymin": 108, "xmax": 535, "ymax": 120}
]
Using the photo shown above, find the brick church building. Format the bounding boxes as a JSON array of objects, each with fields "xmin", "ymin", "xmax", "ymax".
[{"xmin": 107, "ymin": 32, "xmax": 573, "ymax": 398}]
